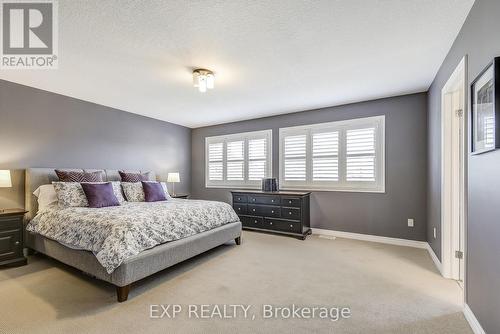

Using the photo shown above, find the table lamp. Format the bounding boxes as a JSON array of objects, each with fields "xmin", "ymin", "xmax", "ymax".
[
  {"xmin": 0, "ymin": 170, "xmax": 12, "ymax": 213},
  {"xmin": 167, "ymin": 172, "xmax": 180, "ymax": 196}
]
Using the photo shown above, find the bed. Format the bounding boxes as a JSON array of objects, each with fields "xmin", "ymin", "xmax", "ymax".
[{"xmin": 24, "ymin": 168, "xmax": 242, "ymax": 302}]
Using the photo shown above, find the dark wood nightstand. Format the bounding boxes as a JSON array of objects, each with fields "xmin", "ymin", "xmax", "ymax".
[
  {"xmin": 0, "ymin": 209, "xmax": 27, "ymax": 267},
  {"xmin": 171, "ymin": 194, "xmax": 189, "ymax": 199}
]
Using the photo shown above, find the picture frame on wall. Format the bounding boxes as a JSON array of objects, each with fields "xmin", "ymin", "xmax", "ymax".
[{"xmin": 471, "ymin": 57, "xmax": 500, "ymax": 154}]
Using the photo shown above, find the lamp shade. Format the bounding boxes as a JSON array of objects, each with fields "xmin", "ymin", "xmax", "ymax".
[
  {"xmin": 0, "ymin": 170, "xmax": 12, "ymax": 188},
  {"xmin": 167, "ymin": 172, "xmax": 180, "ymax": 183}
]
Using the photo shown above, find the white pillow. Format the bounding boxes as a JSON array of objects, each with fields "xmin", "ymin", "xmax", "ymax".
[
  {"xmin": 33, "ymin": 184, "xmax": 58, "ymax": 210},
  {"xmin": 160, "ymin": 182, "xmax": 172, "ymax": 199}
]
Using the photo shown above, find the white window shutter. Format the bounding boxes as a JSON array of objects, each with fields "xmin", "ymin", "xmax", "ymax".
[
  {"xmin": 346, "ymin": 127, "xmax": 376, "ymax": 181},
  {"xmin": 226, "ymin": 141, "xmax": 244, "ymax": 180},
  {"xmin": 208, "ymin": 142, "xmax": 223, "ymax": 181},
  {"xmin": 284, "ymin": 134, "xmax": 307, "ymax": 181},
  {"xmin": 248, "ymin": 138, "xmax": 267, "ymax": 180},
  {"xmin": 312, "ymin": 131, "xmax": 339, "ymax": 181}
]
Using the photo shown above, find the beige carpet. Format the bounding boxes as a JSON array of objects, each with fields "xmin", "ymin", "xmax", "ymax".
[{"xmin": 0, "ymin": 231, "xmax": 471, "ymax": 334}]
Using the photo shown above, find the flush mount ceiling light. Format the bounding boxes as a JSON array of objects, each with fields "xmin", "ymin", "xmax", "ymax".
[{"xmin": 193, "ymin": 69, "xmax": 215, "ymax": 93}]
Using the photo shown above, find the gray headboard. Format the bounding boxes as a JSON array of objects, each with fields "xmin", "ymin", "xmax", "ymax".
[{"xmin": 25, "ymin": 168, "xmax": 156, "ymax": 220}]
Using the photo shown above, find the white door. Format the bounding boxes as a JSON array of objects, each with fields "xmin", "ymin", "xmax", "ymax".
[
  {"xmin": 450, "ymin": 88, "xmax": 465, "ymax": 285},
  {"xmin": 441, "ymin": 56, "xmax": 467, "ymax": 285}
]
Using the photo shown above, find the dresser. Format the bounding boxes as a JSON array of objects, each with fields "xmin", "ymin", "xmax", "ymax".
[
  {"xmin": 231, "ymin": 190, "xmax": 311, "ymax": 240},
  {"xmin": 0, "ymin": 209, "xmax": 27, "ymax": 267}
]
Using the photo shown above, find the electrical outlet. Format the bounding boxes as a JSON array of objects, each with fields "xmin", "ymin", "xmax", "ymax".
[
  {"xmin": 407, "ymin": 219, "xmax": 414, "ymax": 227},
  {"xmin": 433, "ymin": 228, "xmax": 437, "ymax": 239}
]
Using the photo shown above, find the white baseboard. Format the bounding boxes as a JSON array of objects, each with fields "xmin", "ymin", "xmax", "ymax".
[
  {"xmin": 311, "ymin": 228, "xmax": 428, "ymax": 249},
  {"xmin": 425, "ymin": 243, "xmax": 443, "ymax": 274},
  {"xmin": 463, "ymin": 304, "xmax": 486, "ymax": 334}
]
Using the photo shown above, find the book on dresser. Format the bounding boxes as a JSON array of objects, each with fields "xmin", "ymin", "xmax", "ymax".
[{"xmin": 231, "ymin": 190, "xmax": 311, "ymax": 240}]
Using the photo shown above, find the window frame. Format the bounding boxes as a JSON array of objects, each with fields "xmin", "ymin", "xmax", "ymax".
[
  {"xmin": 279, "ymin": 116, "xmax": 385, "ymax": 193},
  {"xmin": 205, "ymin": 129, "xmax": 272, "ymax": 189}
]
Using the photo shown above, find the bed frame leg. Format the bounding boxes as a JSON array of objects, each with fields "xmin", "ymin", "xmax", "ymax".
[
  {"xmin": 235, "ymin": 236, "xmax": 241, "ymax": 245},
  {"xmin": 116, "ymin": 284, "xmax": 131, "ymax": 302}
]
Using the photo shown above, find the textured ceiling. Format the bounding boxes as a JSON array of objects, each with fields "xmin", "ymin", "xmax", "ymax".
[{"xmin": 0, "ymin": 0, "xmax": 475, "ymax": 128}]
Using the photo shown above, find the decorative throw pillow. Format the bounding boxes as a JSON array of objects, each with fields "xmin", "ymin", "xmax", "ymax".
[
  {"xmin": 118, "ymin": 171, "xmax": 150, "ymax": 182},
  {"xmin": 109, "ymin": 181, "xmax": 126, "ymax": 203},
  {"xmin": 52, "ymin": 182, "xmax": 89, "ymax": 207},
  {"xmin": 121, "ymin": 182, "xmax": 145, "ymax": 202},
  {"xmin": 142, "ymin": 181, "xmax": 167, "ymax": 202},
  {"xmin": 81, "ymin": 183, "xmax": 120, "ymax": 208},
  {"xmin": 55, "ymin": 170, "xmax": 104, "ymax": 182}
]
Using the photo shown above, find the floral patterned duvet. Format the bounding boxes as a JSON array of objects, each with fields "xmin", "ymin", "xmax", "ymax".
[{"xmin": 26, "ymin": 199, "xmax": 240, "ymax": 273}]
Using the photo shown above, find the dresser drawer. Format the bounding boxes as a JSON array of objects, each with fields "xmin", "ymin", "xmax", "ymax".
[
  {"xmin": 247, "ymin": 204, "xmax": 281, "ymax": 217},
  {"xmin": 281, "ymin": 207, "xmax": 301, "ymax": 220},
  {"xmin": 240, "ymin": 215, "xmax": 263, "ymax": 228},
  {"xmin": 0, "ymin": 228, "xmax": 22, "ymax": 262},
  {"xmin": 281, "ymin": 197, "xmax": 301, "ymax": 207},
  {"xmin": 264, "ymin": 218, "xmax": 302, "ymax": 234},
  {"xmin": 233, "ymin": 204, "xmax": 247, "ymax": 215},
  {"xmin": 247, "ymin": 195, "xmax": 280, "ymax": 205},
  {"xmin": 0, "ymin": 217, "xmax": 23, "ymax": 229},
  {"xmin": 233, "ymin": 194, "xmax": 248, "ymax": 203}
]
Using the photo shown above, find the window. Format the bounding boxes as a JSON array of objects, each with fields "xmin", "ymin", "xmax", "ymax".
[
  {"xmin": 279, "ymin": 116, "xmax": 385, "ymax": 192},
  {"xmin": 206, "ymin": 130, "xmax": 272, "ymax": 188}
]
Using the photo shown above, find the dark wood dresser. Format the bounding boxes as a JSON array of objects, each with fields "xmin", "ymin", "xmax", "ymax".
[
  {"xmin": 0, "ymin": 209, "xmax": 27, "ymax": 267},
  {"xmin": 231, "ymin": 190, "xmax": 311, "ymax": 240}
]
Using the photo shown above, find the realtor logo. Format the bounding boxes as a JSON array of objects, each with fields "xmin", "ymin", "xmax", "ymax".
[{"xmin": 1, "ymin": 0, "xmax": 58, "ymax": 69}]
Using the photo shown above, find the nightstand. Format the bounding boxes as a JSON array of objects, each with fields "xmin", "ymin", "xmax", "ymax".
[
  {"xmin": 0, "ymin": 209, "xmax": 27, "ymax": 267},
  {"xmin": 171, "ymin": 194, "xmax": 189, "ymax": 199}
]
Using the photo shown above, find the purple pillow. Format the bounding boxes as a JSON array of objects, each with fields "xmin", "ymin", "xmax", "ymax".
[
  {"xmin": 119, "ymin": 171, "xmax": 150, "ymax": 182},
  {"xmin": 55, "ymin": 170, "xmax": 104, "ymax": 182},
  {"xmin": 142, "ymin": 181, "xmax": 167, "ymax": 202},
  {"xmin": 81, "ymin": 182, "xmax": 120, "ymax": 208}
]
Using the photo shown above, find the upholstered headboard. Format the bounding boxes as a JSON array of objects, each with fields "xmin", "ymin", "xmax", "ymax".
[{"xmin": 25, "ymin": 168, "xmax": 156, "ymax": 220}]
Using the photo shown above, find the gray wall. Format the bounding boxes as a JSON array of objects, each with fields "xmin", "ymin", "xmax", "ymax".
[
  {"xmin": 427, "ymin": 0, "xmax": 500, "ymax": 332},
  {"xmin": 0, "ymin": 80, "xmax": 191, "ymax": 209},
  {"xmin": 192, "ymin": 93, "xmax": 428, "ymax": 241}
]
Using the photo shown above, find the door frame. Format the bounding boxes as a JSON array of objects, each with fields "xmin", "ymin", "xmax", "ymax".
[{"xmin": 441, "ymin": 56, "xmax": 467, "ymax": 284}]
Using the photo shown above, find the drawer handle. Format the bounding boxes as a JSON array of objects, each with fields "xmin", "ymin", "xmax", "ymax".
[
  {"xmin": 271, "ymin": 210, "xmax": 274, "ymax": 213},
  {"xmin": 254, "ymin": 220, "xmax": 258, "ymax": 223},
  {"xmin": 238, "ymin": 208, "xmax": 241, "ymax": 211},
  {"xmin": 252, "ymin": 209, "xmax": 256, "ymax": 212},
  {"xmin": 271, "ymin": 199, "xmax": 274, "ymax": 203},
  {"xmin": 290, "ymin": 225, "xmax": 293, "ymax": 228},
  {"xmin": 289, "ymin": 200, "xmax": 292, "ymax": 204},
  {"xmin": 289, "ymin": 211, "xmax": 292, "ymax": 215},
  {"xmin": 252, "ymin": 199, "xmax": 256, "ymax": 202},
  {"xmin": 270, "ymin": 222, "xmax": 273, "ymax": 225},
  {"xmin": 238, "ymin": 197, "xmax": 241, "ymax": 200},
  {"xmin": 14, "ymin": 241, "xmax": 20, "ymax": 245}
]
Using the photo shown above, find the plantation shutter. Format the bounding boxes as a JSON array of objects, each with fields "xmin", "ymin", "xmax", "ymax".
[
  {"xmin": 208, "ymin": 142, "xmax": 223, "ymax": 181},
  {"xmin": 248, "ymin": 138, "xmax": 267, "ymax": 180},
  {"xmin": 312, "ymin": 131, "xmax": 339, "ymax": 181},
  {"xmin": 346, "ymin": 127, "xmax": 376, "ymax": 181},
  {"xmin": 283, "ymin": 134, "xmax": 307, "ymax": 181},
  {"xmin": 226, "ymin": 140, "xmax": 244, "ymax": 180}
]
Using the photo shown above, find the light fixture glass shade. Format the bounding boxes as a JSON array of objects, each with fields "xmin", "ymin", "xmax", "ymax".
[
  {"xmin": 192, "ymin": 71, "xmax": 200, "ymax": 87},
  {"xmin": 193, "ymin": 69, "xmax": 214, "ymax": 92},
  {"xmin": 198, "ymin": 75, "xmax": 207, "ymax": 93},
  {"xmin": 0, "ymin": 170, "xmax": 12, "ymax": 188},
  {"xmin": 167, "ymin": 172, "xmax": 180, "ymax": 183},
  {"xmin": 206, "ymin": 74, "xmax": 215, "ymax": 89}
]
